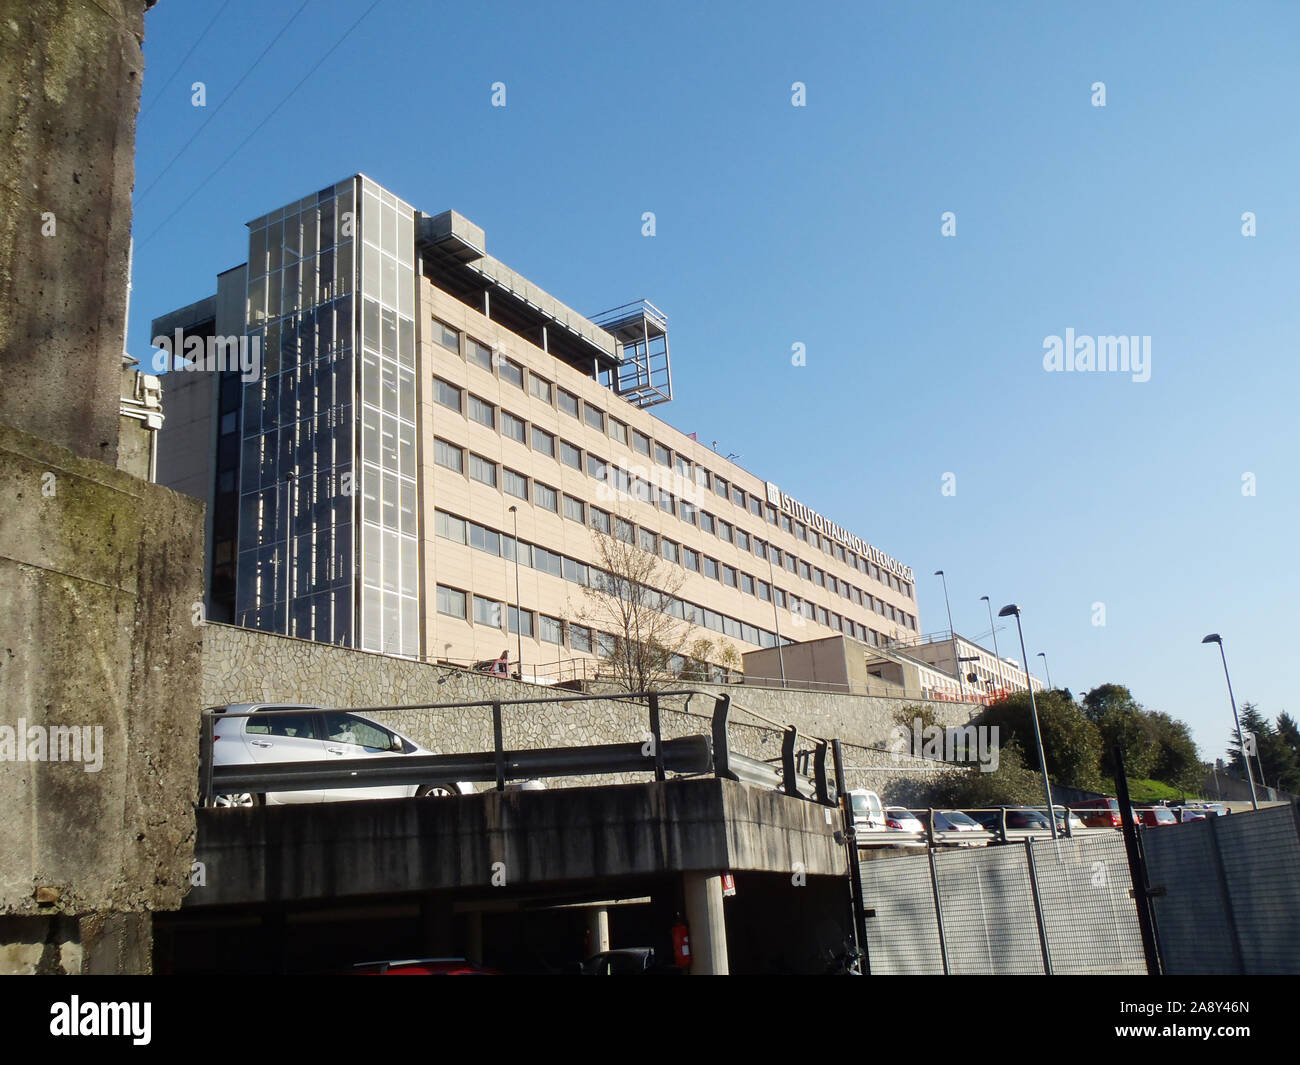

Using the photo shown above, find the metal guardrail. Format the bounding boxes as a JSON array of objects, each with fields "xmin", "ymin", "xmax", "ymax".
[{"xmin": 199, "ymin": 689, "xmax": 838, "ymax": 806}]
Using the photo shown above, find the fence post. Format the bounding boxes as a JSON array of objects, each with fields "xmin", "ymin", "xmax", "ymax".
[
  {"xmin": 1113, "ymin": 744, "xmax": 1163, "ymax": 975},
  {"xmin": 710, "ymin": 693, "xmax": 738, "ymax": 781},
  {"xmin": 781, "ymin": 726, "xmax": 799, "ymax": 797},
  {"xmin": 198, "ymin": 711, "xmax": 214, "ymax": 806},
  {"xmin": 1024, "ymin": 839, "xmax": 1054, "ymax": 975},
  {"xmin": 928, "ymin": 847, "xmax": 950, "ymax": 975},
  {"xmin": 648, "ymin": 692, "xmax": 665, "ymax": 782},
  {"xmin": 832, "ymin": 739, "xmax": 869, "ymax": 974}
]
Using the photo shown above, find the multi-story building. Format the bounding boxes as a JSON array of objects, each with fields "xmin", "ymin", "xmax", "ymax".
[{"xmin": 153, "ymin": 174, "xmax": 921, "ymax": 677}]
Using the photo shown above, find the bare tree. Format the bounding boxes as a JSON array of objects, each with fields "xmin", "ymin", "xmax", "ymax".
[{"xmin": 574, "ymin": 515, "xmax": 695, "ymax": 692}]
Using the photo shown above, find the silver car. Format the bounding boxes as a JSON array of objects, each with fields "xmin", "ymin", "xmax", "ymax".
[{"xmin": 206, "ymin": 703, "xmax": 471, "ymax": 807}]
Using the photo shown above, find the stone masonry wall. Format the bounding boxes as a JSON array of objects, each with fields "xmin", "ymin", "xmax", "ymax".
[{"xmin": 201, "ymin": 624, "xmax": 984, "ymax": 800}]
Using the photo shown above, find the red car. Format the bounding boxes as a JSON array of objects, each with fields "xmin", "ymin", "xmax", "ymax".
[
  {"xmin": 1133, "ymin": 806, "xmax": 1178, "ymax": 828},
  {"xmin": 1071, "ymin": 797, "xmax": 1122, "ymax": 828},
  {"xmin": 351, "ymin": 957, "xmax": 499, "ymax": 975}
]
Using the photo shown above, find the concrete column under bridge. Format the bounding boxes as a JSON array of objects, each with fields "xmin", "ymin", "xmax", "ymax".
[{"xmin": 684, "ymin": 872, "xmax": 729, "ymax": 974}]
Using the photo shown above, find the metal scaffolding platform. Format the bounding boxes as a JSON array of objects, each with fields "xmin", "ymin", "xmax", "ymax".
[{"xmin": 589, "ymin": 299, "xmax": 673, "ymax": 409}]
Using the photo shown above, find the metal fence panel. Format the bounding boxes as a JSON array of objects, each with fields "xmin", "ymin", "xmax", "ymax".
[
  {"xmin": 1145, "ymin": 805, "xmax": 1300, "ymax": 974},
  {"xmin": 1029, "ymin": 834, "xmax": 1147, "ymax": 974},
  {"xmin": 934, "ymin": 845, "xmax": 1045, "ymax": 974},
  {"xmin": 857, "ymin": 853, "xmax": 945, "ymax": 974}
]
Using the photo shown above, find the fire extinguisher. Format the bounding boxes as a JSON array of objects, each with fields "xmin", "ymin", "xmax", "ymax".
[{"xmin": 671, "ymin": 913, "xmax": 691, "ymax": 968}]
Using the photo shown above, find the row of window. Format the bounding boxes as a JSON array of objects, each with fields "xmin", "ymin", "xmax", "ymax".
[
  {"xmin": 430, "ymin": 315, "xmax": 914, "ymax": 600},
  {"xmin": 432, "ymin": 508, "xmax": 901, "ymax": 648},
  {"xmin": 428, "ymin": 387, "xmax": 919, "ymax": 631}
]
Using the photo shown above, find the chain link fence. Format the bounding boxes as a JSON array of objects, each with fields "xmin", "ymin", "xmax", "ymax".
[
  {"xmin": 1143, "ymin": 803, "xmax": 1300, "ymax": 974},
  {"xmin": 857, "ymin": 834, "xmax": 1147, "ymax": 974}
]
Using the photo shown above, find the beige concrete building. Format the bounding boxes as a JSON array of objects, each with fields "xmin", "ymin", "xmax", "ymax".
[{"xmin": 155, "ymin": 175, "xmax": 921, "ymax": 680}]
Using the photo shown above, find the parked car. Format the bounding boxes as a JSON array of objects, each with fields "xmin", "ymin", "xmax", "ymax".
[
  {"xmin": 207, "ymin": 703, "xmax": 472, "ymax": 806},
  {"xmin": 885, "ymin": 807, "xmax": 925, "ymax": 833},
  {"xmin": 1133, "ymin": 806, "xmax": 1178, "ymax": 828},
  {"xmin": 1174, "ymin": 805, "xmax": 1209, "ymax": 823},
  {"xmin": 849, "ymin": 789, "xmax": 886, "ymax": 833},
  {"xmin": 352, "ymin": 957, "xmax": 498, "ymax": 975},
  {"xmin": 932, "ymin": 809, "xmax": 990, "ymax": 846},
  {"xmin": 1053, "ymin": 806, "xmax": 1087, "ymax": 833},
  {"xmin": 1071, "ymin": 797, "xmax": 1123, "ymax": 828},
  {"xmin": 580, "ymin": 948, "xmax": 680, "ymax": 975},
  {"xmin": 967, "ymin": 807, "xmax": 1054, "ymax": 833}
]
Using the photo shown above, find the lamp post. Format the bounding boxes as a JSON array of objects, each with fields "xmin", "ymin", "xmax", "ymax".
[
  {"xmin": 1202, "ymin": 634, "xmax": 1258, "ymax": 810},
  {"xmin": 980, "ymin": 595, "xmax": 1005, "ymax": 696},
  {"xmin": 1036, "ymin": 652, "xmax": 1052, "ymax": 690},
  {"xmin": 509, "ymin": 506, "xmax": 523, "ymax": 680},
  {"xmin": 760, "ymin": 538, "xmax": 787, "ymax": 688},
  {"xmin": 935, "ymin": 570, "xmax": 965, "ymax": 701},
  {"xmin": 999, "ymin": 604, "xmax": 1057, "ymax": 838}
]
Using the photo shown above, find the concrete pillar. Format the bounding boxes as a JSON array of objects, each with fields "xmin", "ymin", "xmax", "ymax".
[
  {"xmin": 683, "ymin": 872, "xmax": 729, "ymax": 975},
  {"xmin": 586, "ymin": 906, "xmax": 609, "ymax": 956},
  {"xmin": 465, "ymin": 912, "xmax": 483, "ymax": 967}
]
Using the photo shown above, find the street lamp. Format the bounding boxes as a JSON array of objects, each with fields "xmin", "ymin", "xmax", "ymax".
[
  {"xmin": 1036, "ymin": 652, "xmax": 1052, "ymax": 690},
  {"xmin": 999, "ymin": 604, "xmax": 1057, "ymax": 838},
  {"xmin": 934, "ymin": 570, "xmax": 965, "ymax": 701},
  {"xmin": 509, "ymin": 506, "xmax": 523, "ymax": 680},
  {"xmin": 759, "ymin": 538, "xmax": 787, "ymax": 688},
  {"xmin": 1201, "ymin": 634, "xmax": 1258, "ymax": 810},
  {"xmin": 980, "ymin": 595, "xmax": 1005, "ymax": 696}
]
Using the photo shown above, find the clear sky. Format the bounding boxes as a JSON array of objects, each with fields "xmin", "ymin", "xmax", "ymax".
[{"xmin": 129, "ymin": 0, "xmax": 1300, "ymax": 764}]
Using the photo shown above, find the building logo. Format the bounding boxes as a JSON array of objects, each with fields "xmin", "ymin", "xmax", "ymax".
[{"xmin": 763, "ymin": 483, "xmax": 913, "ymax": 582}]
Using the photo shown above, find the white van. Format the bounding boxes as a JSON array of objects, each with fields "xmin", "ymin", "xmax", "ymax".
[{"xmin": 848, "ymin": 788, "xmax": 886, "ymax": 833}]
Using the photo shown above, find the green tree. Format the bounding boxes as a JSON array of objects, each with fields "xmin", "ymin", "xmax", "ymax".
[
  {"xmin": 978, "ymin": 689, "xmax": 1104, "ymax": 791},
  {"xmin": 1082, "ymin": 684, "xmax": 1160, "ymax": 780},
  {"xmin": 927, "ymin": 739, "xmax": 1046, "ymax": 808},
  {"xmin": 1146, "ymin": 710, "xmax": 1202, "ymax": 792}
]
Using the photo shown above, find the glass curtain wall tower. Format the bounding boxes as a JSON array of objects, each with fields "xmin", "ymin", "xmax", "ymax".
[{"xmin": 236, "ymin": 175, "xmax": 420, "ymax": 657}]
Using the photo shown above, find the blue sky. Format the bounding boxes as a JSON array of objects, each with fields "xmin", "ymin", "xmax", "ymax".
[{"xmin": 130, "ymin": 0, "xmax": 1300, "ymax": 764}]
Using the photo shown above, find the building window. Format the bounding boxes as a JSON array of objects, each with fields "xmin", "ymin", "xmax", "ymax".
[
  {"xmin": 502, "ymin": 410, "xmax": 525, "ymax": 443},
  {"xmin": 560, "ymin": 440, "xmax": 582, "ymax": 469},
  {"xmin": 563, "ymin": 495, "xmax": 585, "ymax": 523},
  {"xmin": 529, "ymin": 374, "xmax": 552, "ymax": 404},
  {"xmin": 615, "ymin": 517, "xmax": 634, "ymax": 543},
  {"xmin": 531, "ymin": 426, "xmax": 555, "ymax": 457},
  {"xmin": 632, "ymin": 430, "xmax": 650, "ymax": 456},
  {"xmin": 608, "ymin": 418, "xmax": 628, "ymax": 445},
  {"xmin": 659, "ymin": 491, "xmax": 675, "ymax": 516},
  {"xmin": 714, "ymin": 476, "xmax": 728, "ymax": 499},
  {"xmin": 434, "ymin": 438, "xmax": 463, "ymax": 473},
  {"xmin": 717, "ymin": 520, "xmax": 733, "ymax": 544},
  {"xmin": 500, "ymin": 358, "xmax": 523, "ymax": 388},
  {"xmin": 557, "ymin": 389, "xmax": 579, "ymax": 417},
  {"xmin": 586, "ymin": 453, "xmax": 608, "ymax": 481},
  {"xmin": 795, "ymin": 523, "xmax": 807, "ymax": 541},
  {"xmin": 703, "ymin": 557, "xmax": 719, "ymax": 580},
  {"xmin": 654, "ymin": 442, "xmax": 671, "ymax": 467},
  {"xmin": 539, "ymin": 615, "xmax": 564, "ymax": 645},
  {"xmin": 468, "ymin": 522, "xmax": 500, "ymax": 555},
  {"xmin": 508, "ymin": 605, "xmax": 534, "ymax": 637},
  {"xmin": 473, "ymin": 595, "xmax": 501, "ymax": 627},
  {"xmin": 467, "ymin": 337, "xmax": 493, "ymax": 371},
  {"xmin": 467, "ymin": 394, "xmax": 495, "ymax": 428},
  {"xmin": 533, "ymin": 481, "xmax": 558, "ymax": 511},
  {"xmin": 570, "ymin": 625, "xmax": 592, "ymax": 653},
  {"xmin": 741, "ymin": 572, "xmax": 754, "ymax": 595},
  {"xmin": 757, "ymin": 580, "xmax": 770, "ymax": 601},
  {"xmin": 503, "ymin": 468, "xmax": 528, "ymax": 499},
  {"xmin": 590, "ymin": 507, "xmax": 611, "ymax": 534},
  {"xmin": 469, "ymin": 453, "xmax": 497, "ymax": 486},
  {"xmin": 682, "ymin": 547, "xmax": 699, "ymax": 571},
  {"xmin": 774, "ymin": 588, "xmax": 786, "ymax": 609},
  {"xmin": 435, "ymin": 510, "xmax": 466, "ymax": 544},
  {"xmin": 434, "ymin": 378, "xmax": 461, "ymax": 412},
  {"xmin": 680, "ymin": 501, "xmax": 697, "ymax": 525},
  {"xmin": 661, "ymin": 539, "xmax": 679, "ymax": 563},
  {"xmin": 639, "ymin": 528, "xmax": 657, "ymax": 554},
  {"xmin": 722, "ymin": 566, "xmax": 738, "ymax": 588},
  {"xmin": 675, "ymin": 455, "xmax": 691, "ymax": 478},
  {"xmin": 584, "ymin": 404, "xmax": 605, "ymax": 432},
  {"xmin": 433, "ymin": 319, "xmax": 459, "ymax": 353},
  {"xmin": 700, "ymin": 512, "xmax": 715, "ymax": 535},
  {"xmin": 436, "ymin": 585, "xmax": 466, "ymax": 619},
  {"xmin": 736, "ymin": 529, "xmax": 750, "ymax": 552}
]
